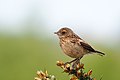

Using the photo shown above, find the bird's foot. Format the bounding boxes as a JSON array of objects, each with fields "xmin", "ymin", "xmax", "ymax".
[
  {"xmin": 64, "ymin": 57, "xmax": 82, "ymax": 69},
  {"xmin": 69, "ymin": 58, "xmax": 79, "ymax": 63},
  {"xmin": 72, "ymin": 58, "xmax": 80, "ymax": 68},
  {"xmin": 64, "ymin": 58, "xmax": 78, "ymax": 66},
  {"xmin": 64, "ymin": 62, "xmax": 69, "ymax": 64}
]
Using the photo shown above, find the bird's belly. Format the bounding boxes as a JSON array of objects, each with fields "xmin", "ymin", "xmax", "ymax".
[{"xmin": 61, "ymin": 42, "xmax": 85, "ymax": 58}]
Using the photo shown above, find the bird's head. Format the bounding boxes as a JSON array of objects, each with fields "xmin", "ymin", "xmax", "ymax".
[{"xmin": 54, "ymin": 27, "xmax": 74, "ymax": 39}]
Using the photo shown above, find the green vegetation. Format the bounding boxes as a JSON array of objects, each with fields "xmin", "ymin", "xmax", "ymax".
[{"xmin": 0, "ymin": 36, "xmax": 119, "ymax": 80}]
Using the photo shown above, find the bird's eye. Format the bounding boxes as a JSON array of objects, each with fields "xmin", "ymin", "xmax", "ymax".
[{"xmin": 61, "ymin": 31, "xmax": 66, "ymax": 35}]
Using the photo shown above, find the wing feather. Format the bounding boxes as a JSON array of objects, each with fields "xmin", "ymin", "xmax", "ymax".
[{"xmin": 80, "ymin": 42, "xmax": 95, "ymax": 52}]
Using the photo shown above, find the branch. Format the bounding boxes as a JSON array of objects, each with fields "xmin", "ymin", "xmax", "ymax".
[
  {"xmin": 34, "ymin": 61, "xmax": 97, "ymax": 80},
  {"xmin": 56, "ymin": 61, "xmax": 96, "ymax": 80}
]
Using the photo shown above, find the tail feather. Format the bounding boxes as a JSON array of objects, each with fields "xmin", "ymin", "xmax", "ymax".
[{"xmin": 95, "ymin": 50, "xmax": 105, "ymax": 56}]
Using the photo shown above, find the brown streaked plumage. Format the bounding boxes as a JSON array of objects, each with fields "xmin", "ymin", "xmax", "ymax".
[{"xmin": 54, "ymin": 27, "xmax": 105, "ymax": 64}]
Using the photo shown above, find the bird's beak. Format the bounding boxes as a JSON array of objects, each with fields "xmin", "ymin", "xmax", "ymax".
[{"xmin": 54, "ymin": 32, "xmax": 58, "ymax": 34}]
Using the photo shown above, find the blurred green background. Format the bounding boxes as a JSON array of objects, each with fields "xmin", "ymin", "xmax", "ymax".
[{"xmin": 0, "ymin": 0, "xmax": 120, "ymax": 80}]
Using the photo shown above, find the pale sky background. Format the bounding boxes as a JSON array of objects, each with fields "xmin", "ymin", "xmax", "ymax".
[{"xmin": 0, "ymin": 0, "xmax": 120, "ymax": 45}]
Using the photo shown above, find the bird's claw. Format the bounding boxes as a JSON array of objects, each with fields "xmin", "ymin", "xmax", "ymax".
[{"xmin": 64, "ymin": 62, "xmax": 71, "ymax": 65}]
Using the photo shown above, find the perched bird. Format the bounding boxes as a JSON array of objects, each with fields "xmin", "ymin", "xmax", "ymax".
[{"xmin": 54, "ymin": 27, "xmax": 105, "ymax": 64}]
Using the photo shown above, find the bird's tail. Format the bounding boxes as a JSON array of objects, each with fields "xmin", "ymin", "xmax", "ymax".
[{"xmin": 95, "ymin": 50, "xmax": 105, "ymax": 56}]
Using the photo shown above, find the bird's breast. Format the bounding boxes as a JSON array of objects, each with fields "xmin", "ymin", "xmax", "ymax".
[{"xmin": 60, "ymin": 39, "xmax": 85, "ymax": 58}]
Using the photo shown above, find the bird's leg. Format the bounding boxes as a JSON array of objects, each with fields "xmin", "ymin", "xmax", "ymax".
[
  {"xmin": 72, "ymin": 58, "xmax": 80, "ymax": 68},
  {"xmin": 64, "ymin": 58, "xmax": 79, "ymax": 65},
  {"xmin": 64, "ymin": 56, "xmax": 83, "ymax": 66},
  {"xmin": 72, "ymin": 56, "xmax": 83, "ymax": 68}
]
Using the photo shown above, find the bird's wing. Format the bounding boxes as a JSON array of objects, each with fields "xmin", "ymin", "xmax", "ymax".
[
  {"xmin": 70, "ymin": 34, "xmax": 95, "ymax": 52},
  {"xmin": 70, "ymin": 34, "xmax": 105, "ymax": 55},
  {"xmin": 80, "ymin": 41, "xmax": 105, "ymax": 56},
  {"xmin": 80, "ymin": 41, "xmax": 95, "ymax": 52}
]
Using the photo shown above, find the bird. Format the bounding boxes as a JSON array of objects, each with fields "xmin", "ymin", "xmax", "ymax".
[{"xmin": 54, "ymin": 27, "xmax": 105, "ymax": 65}]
